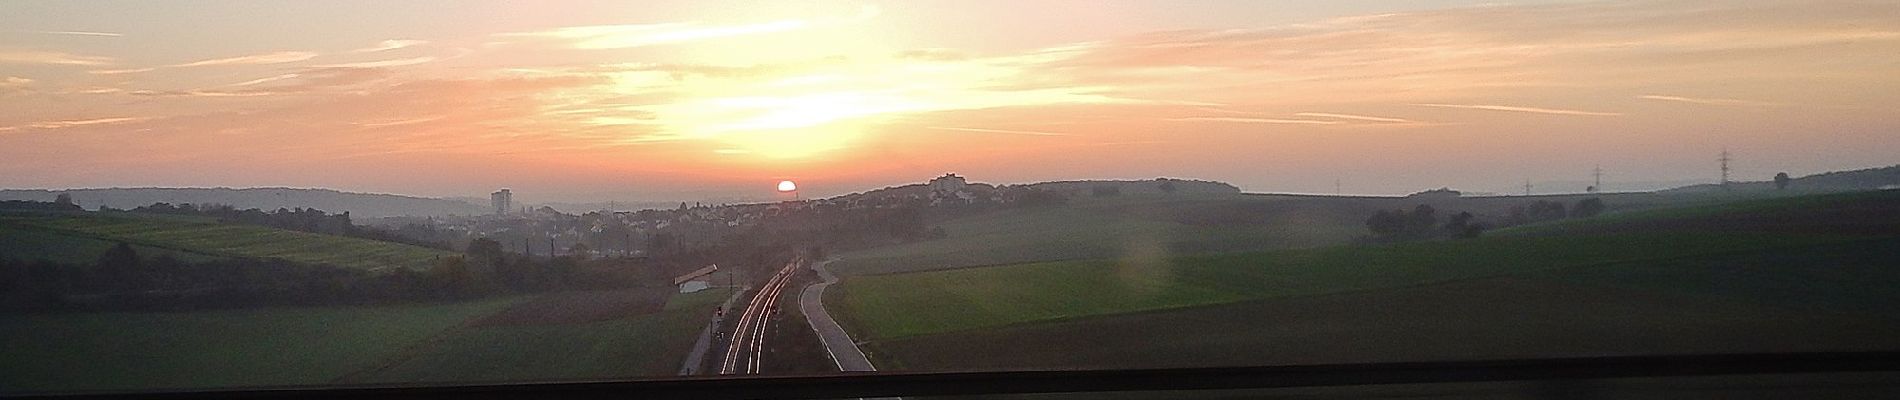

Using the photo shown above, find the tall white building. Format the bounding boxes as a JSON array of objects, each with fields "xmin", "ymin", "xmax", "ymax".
[{"xmin": 492, "ymin": 189, "xmax": 512, "ymax": 215}]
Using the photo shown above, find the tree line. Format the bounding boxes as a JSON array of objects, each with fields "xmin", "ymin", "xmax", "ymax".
[
  {"xmin": 1365, "ymin": 197, "xmax": 1607, "ymax": 241},
  {"xmin": 0, "ymin": 238, "xmax": 607, "ymax": 312},
  {"xmin": 126, "ymin": 202, "xmax": 451, "ymax": 250}
]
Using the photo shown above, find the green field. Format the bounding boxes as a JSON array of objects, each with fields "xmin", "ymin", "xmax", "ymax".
[
  {"xmin": 833, "ymin": 232, "xmax": 1860, "ymax": 340},
  {"xmin": 0, "ymin": 221, "xmax": 218, "ymax": 264},
  {"xmin": 830, "ymin": 194, "xmax": 1382, "ymax": 276},
  {"xmin": 862, "ymin": 274, "xmax": 1900, "ymax": 371},
  {"xmin": 0, "ymin": 298, "xmax": 525, "ymax": 393},
  {"xmin": 351, "ymin": 288, "xmax": 733, "ymax": 384},
  {"xmin": 829, "ymin": 191, "xmax": 1900, "ymax": 370},
  {"xmin": 826, "ymin": 190, "xmax": 1744, "ymax": 277},
  {"xmin": 0, "ymin": 288, "xmax": 731, "ymax": 393},
  {"xmin": 0, "ymin": 212, "xmax": 456, "ymax": 271}
]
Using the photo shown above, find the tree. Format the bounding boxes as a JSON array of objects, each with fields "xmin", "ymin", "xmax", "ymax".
[
  {"xmin": 1572, "ymin": 198, "xmax": 1605, "ymax": 218},
  {"xmin": 1365, "ymin": 210, "xmax": 1406, "ymax": 237},
  {"xmin": 1444, "ymin": 211, "xmax": 1485, "ymax": 239},
  {"xmin": 95, "ymin": 242, "xmax": 142, "ymax": 291},
  {"xmin": 1774, "ymin": 172, "xmax": 1792, "ymax": 190},
  {"xmin": 466, "ymin": 238, "xmax": 507, "ymax": 265},
  {"xmin": 1406, "ymin": 204, "xmax": 1437, "ymax": 235},
  {"xmin": 648, "ymin": 232, "xmax": 677, "ymax": 255},
  {"xmin": 53, "ymin": 193, "xmax": 75, "ymax": 207},
  {"xmin": 567, "ymin": 243, "xmax": 591, "ymax": 261}
]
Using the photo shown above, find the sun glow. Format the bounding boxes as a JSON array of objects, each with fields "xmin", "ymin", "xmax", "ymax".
[
  {"xmin": 581, "ymin": 53, "xmax": 1125, "ymax": 160},
  {"xmin": 776, "ymin": 180, "xmax": 798, "ymax": 192}
]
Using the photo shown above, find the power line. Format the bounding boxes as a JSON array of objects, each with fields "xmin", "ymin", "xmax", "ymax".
[
  {"xmin": 1592, "ymin": 165, "xmax": 1603, "ymax": 193},
  {"xmin": 1719, "ymin": 149, "xmax": 1733, "ymax": 190}
]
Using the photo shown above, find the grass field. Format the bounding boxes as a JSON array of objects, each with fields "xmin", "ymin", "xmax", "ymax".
[
  {"xmin": 829, "ymin": 190, "xmax": 1900, "ymax": 370},
  {"xmin": 829, "ymin": 194, "xmax": 1382, "ymax": 276},
  {"xmin": 0, "ymin": 212, "xmax": 455, "ymax": 271},
  {"xmin": 0, "ymin": 221, "xmax": 218, "ymax": 264},
  {"xmin": 826, "ymin": 189, "xmax": 1747, "ymax": 277},
  {"xmin": 349, "ymin": 288, "xmax": 733, "ymax": 384},
  {"xmin": 0, "ymin": 288, "xmax": 734, "ymax": 393},
  {"xmin": 0, "ymin": 298, "xmax": 524, "ymax": 393},
  {"xmin": 832, "ymin": 231, "xmax": 1861, "ymax": 340},
  {"xmin": 862, "ymin": 276, "xmax": 1900, "ymax": 371}
]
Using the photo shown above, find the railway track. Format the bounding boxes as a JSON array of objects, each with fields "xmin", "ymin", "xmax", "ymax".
[{"xmin": 718, "ymin": 257, "xmax": 801, "ymax": 375}]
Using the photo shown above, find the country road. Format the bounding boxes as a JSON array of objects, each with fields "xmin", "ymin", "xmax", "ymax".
[{"xmin": 800, "ymin": 258, "xmax": 878, "ymax": 372}]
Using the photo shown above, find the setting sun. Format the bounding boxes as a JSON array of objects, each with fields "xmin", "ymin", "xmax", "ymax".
[{"xmin": 776, "ymin": 180, "xmax": 798, "ymax": 192}]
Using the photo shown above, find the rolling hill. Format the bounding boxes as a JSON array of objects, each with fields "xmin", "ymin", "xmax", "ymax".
[
  {"xmin": 831, "ymin": 190, "xmax": 1900, "ymax": 370},
  {"xmin": 0, "ymin": 187, "xmax": 485, "ymax": 218},
  {"xmin": 0, "ymin": 211, "xmax": 456, "ymax": 271}
]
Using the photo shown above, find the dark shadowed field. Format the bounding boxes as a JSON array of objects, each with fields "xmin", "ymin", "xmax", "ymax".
[{"xmin": 471, "ymin": 287, "xmax": 676, "ymax": 326}]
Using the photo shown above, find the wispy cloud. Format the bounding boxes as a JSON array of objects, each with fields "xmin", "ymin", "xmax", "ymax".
[
  {"xmin": 1167, "ymin": 117, "xmax": 1342, "ymax": 124},
  {"xmin": 126, "ymin": 90, "xmax": 275, "ymax": 98},
  {"xmin": 24, "ymin": 30, "xmax": 122, "ymax": 37},
  {"xmin": 1638, "ymin": 94, "xmax": 1783, "ymax": 107},
  {"xmin": 1293, "ymin": 112, "xmax": 1413, "ymax": 123},
  {"xmin": 172, "ymin": 51, "xmax": 318, "ymax": 67},
  {"xmin": 88, "ymin": 67, "xmax": 154, "ymax": 75},
  {"xmin": 229, "ymin": 73, "xmax": 301, "ymax": 87},
  {"xmin": 928, "ymin": 126, "xmax": 1071, "ymax": 136},
  {"xmin": 497, "ymin": 6, "xmax": 878, "ymax": 51},
  {"xmin": 499, "ymin": 20, "xmax": 811, "ymax": 49},
  {"xmin": 1, "ymin": 117, "xmax": 149, "ymax": 132},
  {"xmin": 1412, "ymin": 103, "xmax": 1620, "ymax": 116},
  {"xmin": 0, "ymin": 50, "xmax": 114, "ymax": 66},
  {"xmin": 0, "ymin": 76, "xmax": 31, "ymax": 94},
  {"xmin": 312, "ymin": 56, "xmax": 436, "ymax": 69},
  {"xmin": 352, "ymin": 116, "xmax": 446, "ymax": 128},
  {"xmin": 351, "ymin": 39, "xmax": 428, "ymax": 53}
]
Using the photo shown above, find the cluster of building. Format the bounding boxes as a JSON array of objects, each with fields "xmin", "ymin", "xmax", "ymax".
[{"xmin": 389, "ymin": 173, "xmax": 1057, "ymax": 258}]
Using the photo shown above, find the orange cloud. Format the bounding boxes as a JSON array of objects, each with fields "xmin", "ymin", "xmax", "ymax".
[
  {"xmin": 0, "ymin": 50, "xmax": 114, "ymax": 66},
  {"xmin": 1412, "ymin": 104, "xmax": 1620, "ymax": 116},
  {"xmin": 172, "ymin": 51, "xmax": 318, "ymax": 67},
  {"xmin": 352, "ymin": 39, "xmax": 428, "ymax": 53}
]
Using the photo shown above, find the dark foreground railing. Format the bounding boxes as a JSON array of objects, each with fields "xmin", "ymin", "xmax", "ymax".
[{"xmin": 13, "ymin": 352, "xmax": 1900, "ymax": 399}]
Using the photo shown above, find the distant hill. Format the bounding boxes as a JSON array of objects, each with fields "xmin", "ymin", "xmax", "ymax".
[
  {"xmin": 826, "ymin": 177, "xmax": 1241, "ymax": 203},
  {"xmin": 1663, "ymin": 164, "xmax": 1900, "ymax": 194},
  {"xmin": 1020, "ymin": 178, "xmax": 1240, "ymax": 196},
  {"xmin": 0, "ymin": 211, "xmax": 456, "ymax": 270},
  {"xmin": 0, "ymin": 188, "xmax": 486, "ymax": 218}
]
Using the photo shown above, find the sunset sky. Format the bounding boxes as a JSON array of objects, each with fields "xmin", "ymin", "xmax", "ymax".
[{"xmin": 2, "ymin": 0, "xmax": 1896, "ymax": 202}]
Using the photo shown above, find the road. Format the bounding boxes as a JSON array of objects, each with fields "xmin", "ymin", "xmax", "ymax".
[
  {"xmin": 718, "ymin": 258, "xmax": 800, "ymax": 375},
  {"xmin": 800, "ymin": 258, "xmax": 878, "ymax": 372}
]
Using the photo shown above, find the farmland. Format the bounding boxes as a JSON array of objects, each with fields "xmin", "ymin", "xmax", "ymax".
[
  {"xmin": 0, "ymin": 297, "xmax": 524, "ymax": 393},
  {"xmin": 0, "ymin": 212, "xmax": 455, "ymax": 271},
  {"xmin": 827, "ymin": 190, "xmax": 1709, "ymax": 277},
  {"xmin": 829, "ymin": 191, "xmax": 1900, "ymax": 370},
  {"xmin": 0, "ymin": 220, "xmax": 216, "ymax": 264},
  {"xmin": 0, "ymin": 287, "xmax": 733, "ymax": 393},
  {"xmin": 832, "ymin": 231, "xmax": 1857, "ymax": 340},
  {"xmin": 831, "ymin": 193, "xmax": 1390, "ymax": 276},
  {"xmin": 350, "ymin": 288, "xmax": 733, "ymax": 384},
  {"xmin": 863, "ymin": 275, "xmax": 1900, "ymax": 371}
]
